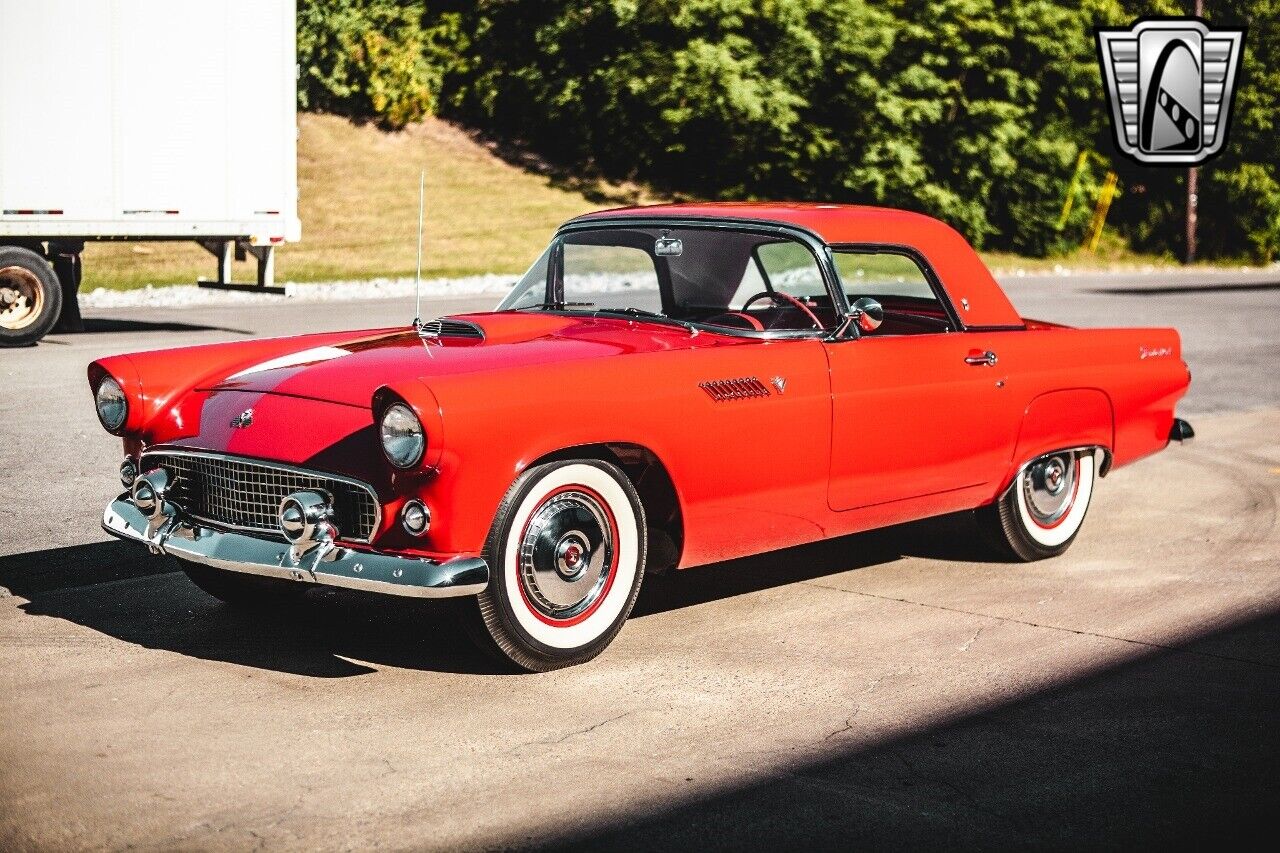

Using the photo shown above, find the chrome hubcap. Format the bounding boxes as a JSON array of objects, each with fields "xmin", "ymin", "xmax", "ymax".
[
  {"xmin": 1023, "ymin": 453, "xmax": 1078, "ymax": 526},
  {"xmin": 520, "ymin": 491, "xmax": 614, "ymax": 620}
]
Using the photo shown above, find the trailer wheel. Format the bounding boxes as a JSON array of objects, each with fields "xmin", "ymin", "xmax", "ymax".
[{"xmin": 0, "ymin": 247, "xmax": 62, "ymax": 346}]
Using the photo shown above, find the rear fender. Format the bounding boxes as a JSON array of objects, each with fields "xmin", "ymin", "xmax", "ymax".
[{"xmin": 1002, "ymin": 389, "xmax": 1114, "ymax": 492}]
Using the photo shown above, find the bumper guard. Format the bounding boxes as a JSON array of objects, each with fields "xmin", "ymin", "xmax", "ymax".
[{"xmin": 102, "ymin": 496, "xmax": 489, "ymax": 598}]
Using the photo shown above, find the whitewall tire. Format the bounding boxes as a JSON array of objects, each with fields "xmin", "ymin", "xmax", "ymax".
[
  {"xmin": 980, "ymin": 449, "xmax": 1097, "ymax": 561},
  {"xmin": 468, "ymin": 459, "xmax": 646, "ymax": 672}
]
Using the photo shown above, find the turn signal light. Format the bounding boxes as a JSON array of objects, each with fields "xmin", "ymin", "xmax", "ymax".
[{"xmin": 401, "ymin": 500, "xmax": 430, "ymax": 536}]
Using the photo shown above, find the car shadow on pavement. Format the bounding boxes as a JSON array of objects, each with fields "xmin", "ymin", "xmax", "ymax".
[
  {"xmin": 0, "ymin": 541, "xmax": 500, "ymax": 677},
  {"xmin": 0, "ymin": 513, "xmax": 995, "ymax": 678},
  {"xmin": 544, "ymin": 607, "xmax": 1280, "ymax": 851},
  {"xmin": 67, "ymin": 318, "xmax": 254, "ymax": 335},
  {"xmin": 634, "ymin": 511, "xmax": 1003, "ymax": 618}
]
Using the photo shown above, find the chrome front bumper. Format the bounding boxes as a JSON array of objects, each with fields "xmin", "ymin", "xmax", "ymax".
[{"xmin": 101, "ymin": 496, "xmax": 489, "ymax": 598}]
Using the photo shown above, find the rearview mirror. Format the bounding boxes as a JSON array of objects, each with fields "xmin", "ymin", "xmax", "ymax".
[{"xmin": 850, "ymin": 297, "xmax": 883, "ymax": 333}]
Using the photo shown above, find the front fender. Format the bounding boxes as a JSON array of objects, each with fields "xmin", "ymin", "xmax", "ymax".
[
  {"xmin": 373, "ymin": 380, "xmax": 446, "ymax": 472},
  {"xmin": 405, "ymin": 359, "xmax": 690, "ymax": 554},
  {"xmin": 408, "ymin": 341, "xmax": 831, "ymax": 561}
]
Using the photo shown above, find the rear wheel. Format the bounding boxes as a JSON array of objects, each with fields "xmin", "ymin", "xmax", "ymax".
[
  {"xmin": 978, "ymin": 449, "xmax": 1097, "ymax": 561},
  {"xmin": 178, "ymin": 559, "xmax": 308, "ymax": 607},
  {"xmin": 0, "ymin": 247, "xmax": 62, "ymax": 347},
  {"xmin": 465, "ymin": 460, "xmax": 647, "ymax": 672}
]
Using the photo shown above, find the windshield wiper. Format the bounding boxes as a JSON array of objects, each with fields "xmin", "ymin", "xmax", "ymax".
[
  {"xmin": 515, "ymin": 301, "xmax": 596, "ymax": 311},
  {"xmin": 595, "ymin": 307, "xmax": 697, "ymax": 332}
]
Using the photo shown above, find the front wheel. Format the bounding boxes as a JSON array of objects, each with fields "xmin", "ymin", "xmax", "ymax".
[
  {"xmin": 978, "ymin": 449, "xmax": 1097, "ymax": 561},
  {"xmin": 466, "ymin": 459, "xmax": 647, "ymax": 672}
]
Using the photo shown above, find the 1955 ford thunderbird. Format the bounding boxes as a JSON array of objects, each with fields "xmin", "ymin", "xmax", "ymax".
[{"xmin": 91, "ymin": 203, "xmax": 1193, "ymax": 671}]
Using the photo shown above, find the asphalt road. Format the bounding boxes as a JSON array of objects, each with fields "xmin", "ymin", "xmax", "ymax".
[{"xmin": 1, "ymin": 268, "xmax": 1278, "ymax": 850}]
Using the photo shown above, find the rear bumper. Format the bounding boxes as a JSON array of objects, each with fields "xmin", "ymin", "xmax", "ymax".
[{"xmin": 102, "ymin": 496, "xmax": 489, "ymax": 598}]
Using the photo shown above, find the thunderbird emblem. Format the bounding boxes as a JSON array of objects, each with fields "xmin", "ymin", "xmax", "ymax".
[
  {"xmin": 230, "ymin": 408, "xmax": 254, "ymax": 429},
  {"xmin": 1096, "ymin": 18, "xmax": 1245, "ymax": 166}
]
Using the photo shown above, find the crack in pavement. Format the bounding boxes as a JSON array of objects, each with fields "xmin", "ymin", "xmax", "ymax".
[
  {"xmin": 958, "ymin": 625, "xmax": 985, "ymax": 652},
  {"xmin": 823, "ymin": 711, "xmax": 858, "ymax": 742},
  {"xmin": 802, "ymin": 582, "xmax": 1280, "ymax": 670},
  {"xmin": 513, "ymin": 711, "xmax": 634, "ymax": 751}
]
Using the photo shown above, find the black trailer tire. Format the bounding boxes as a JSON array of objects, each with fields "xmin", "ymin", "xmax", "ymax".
[
  {"xmin": 178, "ymin": 559, "xmax": 309, "ymax": 607},
  {"xmin": 0, "ymin": 246, "xmax": 62, "ymax": 347}
]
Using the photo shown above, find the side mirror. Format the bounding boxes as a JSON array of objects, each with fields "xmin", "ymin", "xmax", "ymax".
[{"xmin": 849, "ymin": 297, "xmax": 884, "ymax": 333}]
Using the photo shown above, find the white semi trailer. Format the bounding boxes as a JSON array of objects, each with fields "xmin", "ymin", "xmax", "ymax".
[{"xmin": 0, "ymin": 0, "xmax": 300, "ymax": 345}]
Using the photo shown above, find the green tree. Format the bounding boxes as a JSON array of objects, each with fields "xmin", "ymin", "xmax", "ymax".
[
  {"xmin": 295, "ymin": 0, "xmax": 1280, "ymax": 260},
  {"xmin": 298, "ymin": 0, "xmax": 454, "ymax": 129}
]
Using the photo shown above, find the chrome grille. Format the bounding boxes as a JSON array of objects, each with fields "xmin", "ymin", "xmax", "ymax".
[{"xmin": 142, "ymin": 451, "xmax": 379, "ymax": 543}]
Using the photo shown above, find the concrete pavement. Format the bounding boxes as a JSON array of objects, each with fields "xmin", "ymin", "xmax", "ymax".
[{"xmin": 1, "ymin": 269, "xmax": 1277, "ymax": 849}]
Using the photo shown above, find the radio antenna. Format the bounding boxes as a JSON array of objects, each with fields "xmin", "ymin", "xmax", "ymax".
[{"xmin": 412, "ymin": 169, "xmax": 425, "ymax": 330}]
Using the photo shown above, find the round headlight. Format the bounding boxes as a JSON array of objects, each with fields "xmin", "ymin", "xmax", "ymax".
[
  {"xmin": 95, "ymin": 376, "xmax": 128, "ymax": 432},
  {"xmin": 380, "ymin": 403, "xmax": 425, "ymax": 469}
]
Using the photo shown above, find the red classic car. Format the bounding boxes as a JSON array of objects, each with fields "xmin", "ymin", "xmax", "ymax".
[{"xmin": 91, "ymin": 203, "xmax": 1193, "ymax": 670}]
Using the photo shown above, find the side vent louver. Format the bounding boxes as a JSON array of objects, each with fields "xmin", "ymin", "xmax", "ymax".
[
  {"xmin": 417, "ymin": 318, "xmax": 485, "ymax": 341},
  {"xmin": 699, "ymin": 377, "xmax": 772, "ymax": 401}
]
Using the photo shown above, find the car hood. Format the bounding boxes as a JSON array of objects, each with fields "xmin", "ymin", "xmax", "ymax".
[{"xmin": 202, "ymin": 312, "xmax": 717, "ymax": 407}]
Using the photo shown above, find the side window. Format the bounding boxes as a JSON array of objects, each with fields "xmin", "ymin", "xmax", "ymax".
[
  {"xmin": 833, "ymin": 249, "xmax": 953, "ymax": 335},
  {"xmin": 755, "ymin": 241, "xmax": 825, "ymax": 299},
  {"xmin": 833, "ymin": 251, "xmax": 935, "ymax": 300}
]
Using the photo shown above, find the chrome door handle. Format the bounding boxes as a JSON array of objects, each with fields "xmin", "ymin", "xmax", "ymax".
[{"xmin": 965, "ymin": 350, "xmax": 998, "ymax": 366}]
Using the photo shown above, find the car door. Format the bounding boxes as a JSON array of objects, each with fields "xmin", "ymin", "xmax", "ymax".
[{"xmin": 823, "ymin": 248, "xmax": 1021, "ymax": 512}]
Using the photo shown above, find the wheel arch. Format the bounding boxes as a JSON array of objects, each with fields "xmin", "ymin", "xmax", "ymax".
[
  {"xmin": 1001, "ymin": 388, "xmax": 1115, "ymax": 494},
  {"xmin": 524, "ymin": 441, "xmax": 685, "ymax": 573},
  {"xmin": 999, "ymin": 444, "xmax": 1112, "ymax": 501}
]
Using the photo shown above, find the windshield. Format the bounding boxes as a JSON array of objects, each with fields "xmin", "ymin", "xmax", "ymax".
[{"xmin": 497, "ymin": 225, "xmax": 838, "ymax": 334}]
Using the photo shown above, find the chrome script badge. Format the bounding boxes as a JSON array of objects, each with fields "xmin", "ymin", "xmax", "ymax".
[{"xmin": 1096, "ymin": 18, "xmax": 1245, "ymax": 166}]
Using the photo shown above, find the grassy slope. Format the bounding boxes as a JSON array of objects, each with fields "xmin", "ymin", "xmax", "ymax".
[
  {"xmin": 82, "ymin": 113, "xmax": 1210, "ymax": 290},
  {"xmin": 82, "ymin": 114, "xmax": 646, "ymax": 290}
]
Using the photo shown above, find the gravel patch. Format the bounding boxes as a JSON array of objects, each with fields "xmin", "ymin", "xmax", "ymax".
[{"xmin": 79, "ymin": 274, "xmax": 518, "ymax": 310}]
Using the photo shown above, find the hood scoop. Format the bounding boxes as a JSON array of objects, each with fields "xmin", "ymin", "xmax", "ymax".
[{"xmin": 416, "ymin": 318, "xmax": 485, "ymax": 342}]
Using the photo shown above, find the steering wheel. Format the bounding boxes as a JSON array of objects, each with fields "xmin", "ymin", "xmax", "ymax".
[{"xmin": 740, "ymin": 291, "xmax": 824, "ymax": 330}]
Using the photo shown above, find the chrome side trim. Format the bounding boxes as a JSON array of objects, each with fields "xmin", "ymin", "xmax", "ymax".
[
  {"xmin": 1000, "ymin": 445, "xmax": 1113, "ymax": 499},
  {"xmin": 102, "ymin": 496, "xmax": 487, "ymax": 599},
  {"xmin": 139, "ymin": 448, "xmax": 383, "ymax": 544}
]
